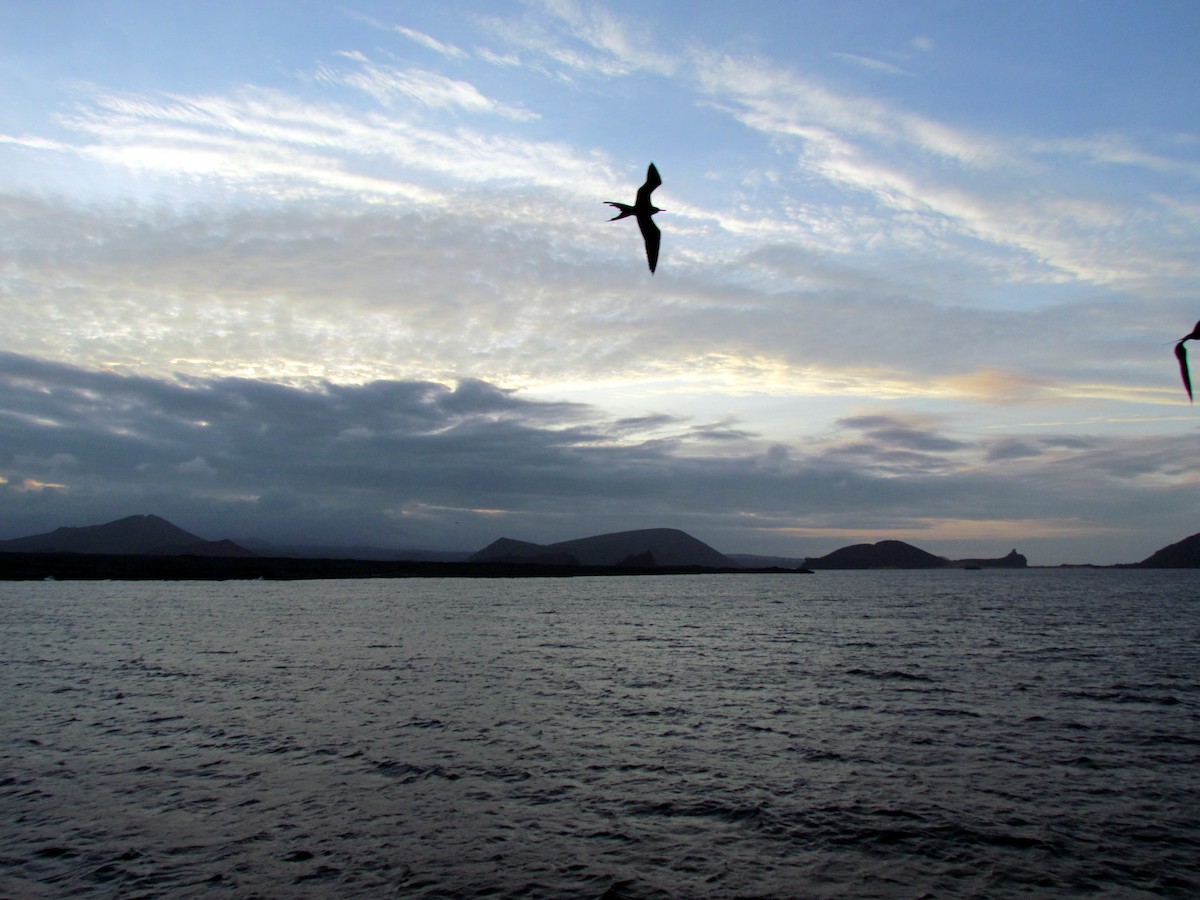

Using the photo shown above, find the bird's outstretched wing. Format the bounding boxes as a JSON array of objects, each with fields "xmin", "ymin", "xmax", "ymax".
[
  {"xmin": 636, "ymin": 163, "xmax": 662, "ymax": 207},
  {"xmin": 1176, "ymin": 341, "xmax": 1193, "ymax": 402},
  {"xmin": 638, "ymin": 215, "xmax": 661, "ymax": 273}
]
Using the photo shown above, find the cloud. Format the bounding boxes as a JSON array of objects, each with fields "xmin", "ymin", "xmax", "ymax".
[
  {"xmin": 2, "ymin": 352, "xmax": 1196, "ymax": 563},
  {"xmin": 177, "ymin": 456, "xmax": 217, "ymax": 476},
  {"xmin": 0, "ymin": 133, "xmax": 71, "ymax": 152},
  {"xmin": 0, "ymin": 352, "xmax": 599, "ymax": 546},
  {"xmin": 1038, "ymin": 133, "xmax": 1200, "ymax": 183},
  {"xmin": 392, "ymin": 24, "xmax": 469, "ymax": 60},
  {"xmin": 837, "ymin": 414, "xmax": 971, "ymax": 452},
  {"xmin": 693, "ymin": 52, "xmax": 1001, "ymax": 166},
  {"xmin": 321, "ymin": 53, "xmax": 538, "ymax": 120},
  {"xmin": 57, "ymin": 86, "xmax": 445, "ymax": 204},
  {"xmin": 821, "ymin": 413, "xmax": 972, "ymax": 476},
  {"xmin": 455, "ymin": 2, "xmax": 1198, "ymax": 296},
  {"xmin": 533, "ymin": 0, "xmax": 677, "ymax": 76},
  {"xmin": 830, "ymin": 52, "xmax": 912, "ymax": 77},
  {"xmin": 0, "ymin": 183, "xmax": 1184, "ymax": 417},
  {"xmin": 688, "ymin": 50, "xmax": 1200, "ymax": 289},
  {"xmin": 53, "ymin": 64, "xmax": 617, "ymax": 208},
  {"xmin": 345, "ymin": 13, "xmax": 468, "ymax": 60},
  {"xmin": 984, "ymin": 435, "xmax": 1097, "ymax": 463},
  {"xmin": 473, "ymin": 0, "xmax": 678, "ymax": 82},
  {"xmin": 943, "ymin": 369, "xmax": 1057, "ymax": 405},
  {"xmin": 17, "ymin": 8, "xmax": 1196, "ymax": 332}
]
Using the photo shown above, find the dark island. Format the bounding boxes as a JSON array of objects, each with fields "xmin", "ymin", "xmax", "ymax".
[
  {"xmin": 1125, "ymin": 530, "xmax": 1200, "ymax": 568},
  {"xmin": 803, "ymin": 540, "xmax": 1027, "ymax": 570},
  {"xmin": 0, "ymin": 516, "xmax": 812, "ymax": 581},
  {"xmin": 5, "ymin": 513, "xmax": 1198, "ymax": 580}
]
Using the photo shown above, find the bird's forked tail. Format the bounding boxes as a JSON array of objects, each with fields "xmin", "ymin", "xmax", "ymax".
[{"xmin": 604, "ymin": 201, "xmax": 635, "ymax": 221}]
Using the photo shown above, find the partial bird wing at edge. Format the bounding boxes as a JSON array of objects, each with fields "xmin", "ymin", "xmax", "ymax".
[
  {"xmin": 1176, "ymin": 341, "xmax": 1193, "ymax": 402},
  {"xmin": 638, "ymin": 214, "xmax": 661, "ymax": 273}
]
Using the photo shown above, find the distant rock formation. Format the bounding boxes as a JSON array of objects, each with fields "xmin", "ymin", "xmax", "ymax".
[
  {"xmin": 1132, "ymin": 531, "xmax": 1200, "ymax": 568},
  {"xmin": 0, "ymin": 517, "xmax": 814, "ymax": 579},
  {"xmin": 619, "ymin": 550, "xmax": 657, "ymax": 569},
  {"xmin": 803, "ymin": 540, "xmax": 1031, "ymax": 570},
  {"xmin": 804, "ymin": 540, "xmax": 947, "ymax": 569},
  {"xmin": 494, "ymin": 538, "xmax": 580, "ymax": 565},
  {"xmin": 0, "ymin": 514, "xmax": 256, "ymax": 557},
  {"xmin": 471, "ymin": 528, "xmax": 735, "ymax": 569},
  {"xmin": 469, "ymin": 537, "xmax": 580, "ymax": 566},
  {"xmin": 947, "ymin": 549, "xmax": 1028, "ymax": 569}
]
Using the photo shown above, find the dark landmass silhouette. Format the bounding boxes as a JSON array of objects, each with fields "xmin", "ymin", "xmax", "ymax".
[
  {"xmin": 0, "ymin": 552, "xmax": 801, "ymax": 581},
  {"xmin": 471, "ymin": 527, "xmax": 735, "ymax": 568},
  {"xmin": 727, "ymin": 553, "xmax": 810, "ymax": 569},
  {"xmin": 1128, "ymin": 530, "xmax": 1200, "ymax": 567},
  {"xmin": 5, "ymin": 513, "xmax": 1197, "ymax": 579},
  {"xmin": 947, "ymin": 549, "xmax": 1028, "ymax": 569},
  {"xmin": 804, "ymin": 541, "xmax": 1027, "ymax": 570},
  {"xmin": 804, "ymin": 540, "xmax": 947, "ymax": 569},
  {"xmin": 0, "ymin": 514, "xmax": 255, "ymax": 557},
  {"xmin": 621, "ymin": 550, "xmax": 658, "ymax": 568},
  {"xmin": 471, "ymin": 537, "xmax": 578, "ymax": 565},
  {"xmin": 0, "ymin": 517, "xmax": 806, "ymax": 580},
  {"xmin": 236, "ymin": 538, "xmax": 468, "ymax": 562}
]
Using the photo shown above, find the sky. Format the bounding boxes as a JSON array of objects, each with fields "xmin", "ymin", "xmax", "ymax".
[{"xmin": 2, "ymin": 0, "xmax": 1200, "ymax": 565}]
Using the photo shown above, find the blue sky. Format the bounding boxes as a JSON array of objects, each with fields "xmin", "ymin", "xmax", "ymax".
[{"xmin": 3, "ymin": 0, "xmax": 1200, "ymax": 564}]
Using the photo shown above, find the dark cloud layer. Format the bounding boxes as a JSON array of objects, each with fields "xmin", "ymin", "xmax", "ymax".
[{"xmin": 3, "ymin": 352, "xmax": 1197, "ymax": 563}]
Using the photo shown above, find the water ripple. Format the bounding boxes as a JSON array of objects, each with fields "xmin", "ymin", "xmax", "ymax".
[{"xmin": 2, "ymin": 571, "xmax": 1198, "ymax": 897}]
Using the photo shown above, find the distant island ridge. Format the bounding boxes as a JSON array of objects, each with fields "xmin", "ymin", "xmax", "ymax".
[
  {"xmin": 0, "ymin": 517, "xmax": 804, "ymax": 580},
  {"xmin": 801, "ymin": 540, "xmax": 1027, "ymax": 570},
  {"xmin": 0, "ymin": 513, "xmax": 258, "ymax": 559},
  {"xmin": 1131, "ymin": 530, "xmax": 1200, "ymax": 568},
  {"xmin": 470, "ymin": 529, "xmax": 738, "ymax": 568},
  {"xmin": 1, "ymin": 514, "xmax": 1199, "ymax": 580}
]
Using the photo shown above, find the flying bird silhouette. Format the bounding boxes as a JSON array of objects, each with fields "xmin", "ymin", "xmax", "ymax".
[
  {"xmin": 605, "ymin": 162, "xmax": 663, "ymax": 273},
  {"xmin": 1174, "ymin": 320, "xmax": 1200, "ymax": 402}
]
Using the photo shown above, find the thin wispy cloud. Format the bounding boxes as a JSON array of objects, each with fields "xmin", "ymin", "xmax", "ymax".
[
  {"xmin": 56, "ymin": 77, "xmax": 607, "ymax": 206},
  {"xmin": 345, "ymin": 12, "xmax": 468, "ymax": 60},
  {"xmin": 830, "ymin": 52, "xmax": 912, "ymax": 77},
  {"xmin": 322, "ymin": 53, "xmax": 538, "ymax": 120},
  {"xmin": 393, "ymin": 24, "xmax": 469, "ymax": 60},
  {"xmin": 0, "ymin": 133, "xmax": 71, "ymax": 151}
]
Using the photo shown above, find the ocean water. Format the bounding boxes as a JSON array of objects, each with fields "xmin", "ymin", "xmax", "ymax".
[{"xmin": 2, "ymin": 569, "xmax": 1198, "ymax": 898}]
